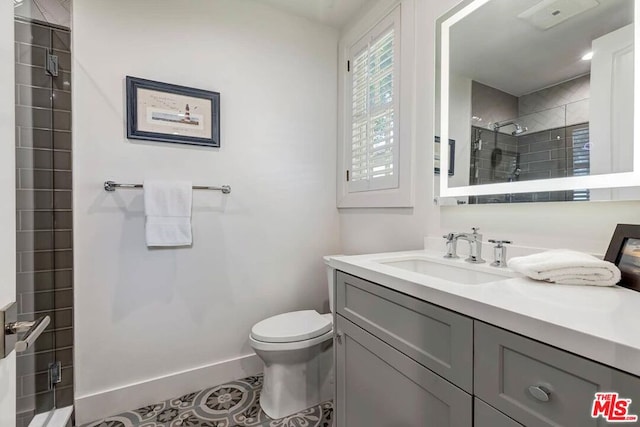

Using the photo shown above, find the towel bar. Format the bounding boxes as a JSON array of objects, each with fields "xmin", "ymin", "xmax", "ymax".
[{"xmin": 104, "ymin": 181, "xmax": 231, "ymax": 194}]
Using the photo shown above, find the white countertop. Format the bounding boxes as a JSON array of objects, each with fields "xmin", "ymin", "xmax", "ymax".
[{"xmin": 327, "ymin": 250, "xmax": 640, "ymax": 377}]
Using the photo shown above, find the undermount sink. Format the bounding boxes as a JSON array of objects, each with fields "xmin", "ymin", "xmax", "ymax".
[{"xmin": 377, "ymin": 257, "xmax": 511, "ymax": 285}]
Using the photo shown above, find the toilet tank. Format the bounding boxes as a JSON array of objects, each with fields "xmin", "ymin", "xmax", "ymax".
[
  {"xmin": 326, "ymin": 265, "xmax": 334, "ymax": 313},
  {"xmin": 323, "ymin": 256, "xmax": 339, "ymax": 314}
]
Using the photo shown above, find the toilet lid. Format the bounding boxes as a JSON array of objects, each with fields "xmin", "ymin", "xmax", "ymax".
[{"xmin": 251, "ymin": 310, "xmax": 332, "ymax": 343}]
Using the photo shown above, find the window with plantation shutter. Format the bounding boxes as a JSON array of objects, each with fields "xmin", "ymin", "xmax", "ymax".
[{"xmin": 346, "ymin": 7, "xmax": 400, "ymax": 193}]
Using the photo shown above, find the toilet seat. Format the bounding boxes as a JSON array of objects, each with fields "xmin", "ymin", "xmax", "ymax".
[{"xmin": 251, "ymin": 310, "xmax": 332, "ymax": 343}]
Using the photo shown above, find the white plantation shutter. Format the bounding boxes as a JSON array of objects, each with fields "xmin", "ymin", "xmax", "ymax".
[{"xmin": 347, "ymin": 7, "xmax": 400, "ymax": 193}]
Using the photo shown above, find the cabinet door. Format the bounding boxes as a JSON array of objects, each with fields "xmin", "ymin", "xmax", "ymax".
[
  {"xmin": 475, "ymin": 398, "xmax": 522, "ymax": 427},
  {"xmin": 475, "ymin": 321, "xmax": 640, "ymax": 427},
  {"xmin": 335, "ymin": 315, "xmax": 472, "ymax": 427},
  {"xmin": 336, "ymin": 271, "xmax": 473, "ymax": 392}
]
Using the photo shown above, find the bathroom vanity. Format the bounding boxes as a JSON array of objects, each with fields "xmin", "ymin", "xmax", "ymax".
[{"xmin": 328, "ymin": 251, "xmax": 640, "ymax": 427}]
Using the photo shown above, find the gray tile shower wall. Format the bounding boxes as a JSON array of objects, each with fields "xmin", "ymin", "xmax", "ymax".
[{"xmin": 14, "ymin": 18, "xmax": 73, "ymax": 427}]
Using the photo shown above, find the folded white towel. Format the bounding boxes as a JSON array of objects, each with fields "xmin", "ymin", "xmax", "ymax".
[
  {"xmin": 144, "ymin": 180, "xmax": 193, "ymax": 247},
  {"xmin": 507, "ymin": 249, "xmax": 621, "ymax": 287}
]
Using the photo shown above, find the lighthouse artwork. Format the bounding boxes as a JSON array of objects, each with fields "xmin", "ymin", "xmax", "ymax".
[
  {"xmin": 150, "ymin": 103, "xmax": 200, "ymax": 126},
  {"xmin": 127, "ymin": 76, "xmax": 220, "ymax": 147}
]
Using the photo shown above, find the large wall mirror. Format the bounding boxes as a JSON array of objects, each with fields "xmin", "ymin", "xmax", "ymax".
[{"xmin": 436, "ymin": 0, "xmax": 639, "ymax": 204}]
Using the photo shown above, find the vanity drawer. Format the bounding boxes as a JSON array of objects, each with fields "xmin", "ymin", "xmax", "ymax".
[
  {"xmin": 475, "ymin": 321, "xmax": 640, "ymax": 427},
  {"xmin": 336, "ymin": 271, "xmax": 473, "ymax": 392}
]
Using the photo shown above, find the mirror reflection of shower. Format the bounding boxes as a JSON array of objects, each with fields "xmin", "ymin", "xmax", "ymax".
[{"xmin": 492, "ymin": 120, "xmax": 528, "ymax": 136}]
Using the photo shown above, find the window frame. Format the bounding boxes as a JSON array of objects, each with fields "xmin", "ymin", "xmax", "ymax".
[
  {"xmin": 337, "ymin": 0, "xmax": 415, "ymax": 208},
  {"xmin": 347, "ymin": 11, "xmax": 400, "ymax": 193}
]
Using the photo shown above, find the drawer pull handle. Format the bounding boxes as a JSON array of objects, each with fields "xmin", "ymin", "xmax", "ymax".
[
  {"xmin": 528, "ymin": 385, "xmax": 551, "ymax": 402},
  {"xmin": 335, "ymin": 331, "xmax": 343, "ymax": 344}
]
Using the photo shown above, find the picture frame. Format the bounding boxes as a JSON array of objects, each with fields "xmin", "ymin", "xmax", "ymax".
[
  {"xmin": 434, "ymin": 136, "xmax": 455, "ymax": 176},
  {"xmin": 126, "ymin": 76, "xmax": 220, "ymax": 147},
  {"xmin": 604, "ymin": 224, "xmax": 640, "ymax": 292}
]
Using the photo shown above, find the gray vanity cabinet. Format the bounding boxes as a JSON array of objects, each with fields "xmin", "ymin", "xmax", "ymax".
[
  {"xmin": 334, "ymin": 316, "xmax": 473, "ymax": 426},
  {"xmin": 333, "ymin": 271, "xmax": 640, "ymax": 427}
]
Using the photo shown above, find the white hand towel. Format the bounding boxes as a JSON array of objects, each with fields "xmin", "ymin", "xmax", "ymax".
[
  {"xmin": 507, "ymin": 249, "xmax": 621, "ymax": 287},
  {"xmin": 144, "ymin": 180, "xmax": 193, "ymax": 247}
]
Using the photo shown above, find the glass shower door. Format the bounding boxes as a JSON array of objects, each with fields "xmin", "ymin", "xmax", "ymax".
[{"xmin": 14, "ymin": 16, "xmax": 74, "ymax": 427}]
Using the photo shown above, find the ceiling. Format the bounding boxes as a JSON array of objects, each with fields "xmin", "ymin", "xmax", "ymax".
[
  {"xmin": 256, "ymin": 0, "xmax": 373, "ymax": 28},
  {"xmin": 450, "ymin": 0, "xmax": 633, "ymax": 96}
]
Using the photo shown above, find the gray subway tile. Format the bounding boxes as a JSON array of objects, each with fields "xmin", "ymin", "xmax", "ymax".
[
  {"xmin": 53, "ymin": 110, "xmax": 71, "ymax": 131},
  {"xmin": 14, "ymin": 22, "xmax": 50, "ymax": 48},
  {"xmin": 54, "ymin": 386, "xmax": 74, "ymax": 408},
  {"xmin": 52, "ymin": 71, "xmax": 71, "ymax": 92},
  {"xmin": 520, "ymin": 151, "xmax": 551, "ymax": 164},
  {"xmin": 17, "ymin": 43, "xmax": 47, "ymax": 67},
  {"xmin": 52, "ymin": 90, "xmax": 71, "ymax": 111},
  {"xmin": 54, "ymin": 171, "xmax": 72, "ymax": 189},
  {"xmin": 16, "ymin": 106, "xmax": 52, "ymax": 129},
  {"xmin": 18, "ymin": 85, "xmax": 51, "ymax": 109},
  {"xmin": 54, "ymin": 211, "xmax": 72, "ymax": 229},
  {"xmin": 56, "ymin": 346, "xmax": 73, "ymax": 366},
  {"xmin": 53, "ymin": 191, "xmax": 72, "ymax": 210},
  {"xmin": 54, "ymin": 230, "xmax": 73, "ymax": 249},
  {"xmin": 17, "ymin": 271, "xmax": 55, "ymax": 293},
  {"xmin": 19, "ymin": 250, "xmax": 54, "ymax": 272},
  {"xmin": 20, "ymin": 211, "xmax": 53, "ymax": 231},
  {"xmin": 15, "ymin": 63, "xmax": 51, "ymax": 89},
  {"xmin": 53, "ymin": 131, "xmax": 71, "ymax": 150},
  {"xmin": 16, "ymin": 190, "xmax": 54, "ymax": 210},
  {"xmin": 53, "ymin": 151, "xmax": 72, "ymax": 170},
  {"xmin": 16, "ymin": 230, "xmax": 54, "ymax": 252},
  {"xmin": 20, "ymin": 371, "xmax": 50, "ymax": 397},
  {"xmin": 54, "ymin": 270, "xmax": 73, "ymax": 289},
  {"xmin": 52, "ymin": 30, "xmax": 70, "ymax": 52},
  {"xmin": 55, "ymin": 329, "xmax": 74, "ymax": 349},
  {"xmin": 16, "ymin": 350, "xmax": 55, "ymax": 376},
  {"xmin": 519, "ymin": 171, "xmax": 551, "ymax": 181},
  {"xmin": 19, "ymin": 169, "xmax": 52, "ymax": 189},
  {"xmin": 54, "ymin": 250, "xmax": 73, "ymax": 269},
  {"xmin": 18, "ymin": 128, "xmax": 53, "ymax": 149},
  {"xmin": 518, "ymin": 131, "xmax": 551, "ymax": 145},
  {"xmin": 528, "ymin": 159, "xmax": 565, "ymax": 172},
  {"xmin": 16, "ymin": 148, "xmax": 53, "ymax": 170}
]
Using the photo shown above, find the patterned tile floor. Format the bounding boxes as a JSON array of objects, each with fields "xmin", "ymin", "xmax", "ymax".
[{"xmin": 81, "ymin": 374, "xmax": 333, "ymax": 427}]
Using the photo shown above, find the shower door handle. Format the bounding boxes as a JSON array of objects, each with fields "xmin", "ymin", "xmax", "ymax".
[
  {"xmin": 1, "ymin": 302, "xmax": 51, "ymax": 357},
  {"xmin": 7, "ymin": 315, "xmax": 51, "ymax": 353}
]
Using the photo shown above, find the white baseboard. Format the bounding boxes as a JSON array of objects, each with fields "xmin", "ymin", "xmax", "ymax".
[{"xmin": 75, "ymin": 353, "xmax": 262, "ymax": 426}]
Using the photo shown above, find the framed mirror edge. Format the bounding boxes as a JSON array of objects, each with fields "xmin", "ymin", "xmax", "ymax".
[{"xmin": 436, "ymin": 0, "xmax": 640, "ymax": 199}]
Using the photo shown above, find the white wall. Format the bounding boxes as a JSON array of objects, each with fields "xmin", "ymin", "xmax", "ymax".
[
  {"xmin": 340, "ymin": 0, "xmax": 640, "ymax": 257},
  {"xmin": 0, "ymin": 3, "xmax": 16, "ymax": 427},
  {"xmin": 73, "ymin": 0, "xmax": 339, "ymax": 422}
]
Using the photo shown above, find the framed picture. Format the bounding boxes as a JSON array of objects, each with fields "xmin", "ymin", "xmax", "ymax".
[
  {"xmin": 126, "ymin": 76, "xmax": 220, "ymax": 147},
  {"xmin": 434, "ymin": 136, "xmax": 455, "ymax": 176},
  {"xmin": 604, "ymin": 224, "xmax": 640, "ymax": 291}
]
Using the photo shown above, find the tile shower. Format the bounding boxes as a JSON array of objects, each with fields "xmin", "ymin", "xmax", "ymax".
[
  {"xmin": 14, "ymin": 17, "xmax": 74, "ymax": 427},
  {"xmin": 468, "ymin": 76, "xmax": 591, "ymax": 204}
]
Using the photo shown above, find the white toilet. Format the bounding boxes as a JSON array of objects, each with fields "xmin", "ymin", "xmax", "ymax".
[{"xmin": 249, "ymin": 266, "xmax": 335, "ymax": 419}]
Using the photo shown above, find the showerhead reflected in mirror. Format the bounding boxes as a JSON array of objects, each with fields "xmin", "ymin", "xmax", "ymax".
[{"xmin": 436, "ymin": 0, "xmax": 639, "ymax": 204}]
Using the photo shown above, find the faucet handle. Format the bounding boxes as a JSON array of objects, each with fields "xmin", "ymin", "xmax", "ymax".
[
  {"xmin": 488, "ymin": 239, "xmax": 512, "ymax": 247},
  {"xmin": 472, "ymin": 227, "xmax": 480, "ymax": 234},
  {"xmin": 443, "ymin": 233, "xmax": 454, "ymax": 240}
]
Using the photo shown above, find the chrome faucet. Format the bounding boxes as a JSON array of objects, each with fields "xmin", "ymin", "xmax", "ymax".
[{"xmin": 443, "ymin": 228, "xmax": 486, "ymax": 264}]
